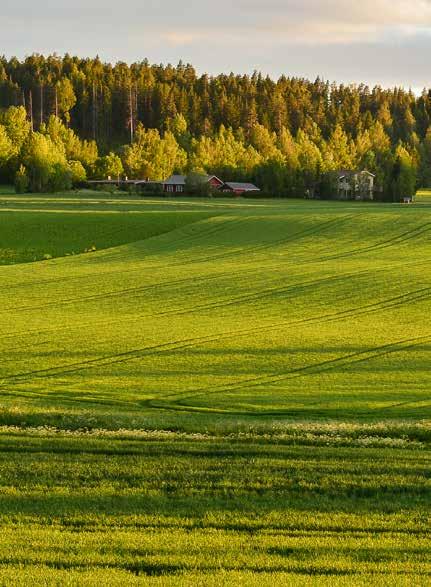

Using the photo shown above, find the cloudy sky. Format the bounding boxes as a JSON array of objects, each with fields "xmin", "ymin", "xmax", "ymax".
[{"xmin": 2, "ymin": 0, "xmax": 431, "ymax": 88}]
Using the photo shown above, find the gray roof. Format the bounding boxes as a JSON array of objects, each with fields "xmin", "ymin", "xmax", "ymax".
[
  {"xmin": 164, "ymin": 174, "xmax": 224, "ymax": 186},
  {"xmin": 224, "ymin": 182, "xmax": 260, "ymax": 191},
  {"xmin": 337, "ymin": 170, "xmax": 375, "ymax": 179},
  {"xmin": 164, "ymin": 175, "xmax": 186, "ymax": 185}
]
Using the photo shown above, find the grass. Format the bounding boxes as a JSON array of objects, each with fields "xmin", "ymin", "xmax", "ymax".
[{"xmin": 0, "ymin": 186, "xmax": 430, "ymax": 584}]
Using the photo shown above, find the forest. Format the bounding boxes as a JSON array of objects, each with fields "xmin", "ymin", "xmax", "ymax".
[{"xmin": 0, "ymin": 53, "xmax": 429, "ymax": 198}]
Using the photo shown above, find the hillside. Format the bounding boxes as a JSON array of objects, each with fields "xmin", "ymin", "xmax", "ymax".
[
  {"xmin": 1, "ymin": 192, "xmax": 430, "ymax": 426},
  {"xmin": 0, "ymin": 190, "xmax": 430, "ymax": 583}
]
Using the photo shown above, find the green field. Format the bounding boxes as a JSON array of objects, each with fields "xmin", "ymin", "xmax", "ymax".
[{"xmin": 0, "ymin": 189, "xmax": 430, "ymax": 585}]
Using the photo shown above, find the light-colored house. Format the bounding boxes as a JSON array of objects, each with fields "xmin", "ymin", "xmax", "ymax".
[
  {"xmin": 401, "ymin": 196, "xmax": 414, "ymax": 204},
  {"xmin": 337, "ymin": 170, "xmax": 375, "ymax": 201}
]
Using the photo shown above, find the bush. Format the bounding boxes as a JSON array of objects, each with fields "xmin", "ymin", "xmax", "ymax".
[
  {"xmin": 47, "ymin": 163, "xmax": 72, "ymax": 193},
  {"xmin": 68, "ymin": 160, "xmax": 87, "ymax": 184},
  {"xmin": 14, "ymin": 165, "xmax": 29, "ymax": 194}
]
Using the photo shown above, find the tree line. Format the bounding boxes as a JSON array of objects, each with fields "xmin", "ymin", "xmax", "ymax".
[{"xmin": 1, "ymin": 53, "xmax": 430, "ymax": 198}]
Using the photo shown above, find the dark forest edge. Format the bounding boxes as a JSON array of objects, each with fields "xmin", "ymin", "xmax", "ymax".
[{"xmin": 0, "ymin": 54, "xmax": 429, "ymax": 199}]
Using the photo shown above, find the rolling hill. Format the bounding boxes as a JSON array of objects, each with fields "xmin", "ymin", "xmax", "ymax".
[{"xmin": 0, "ymin": 190, "xmax": 430, "ymax": 584}]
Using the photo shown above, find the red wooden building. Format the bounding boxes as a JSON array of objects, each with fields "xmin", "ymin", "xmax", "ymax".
[{"xmin": 163, "ymin": 174, "xmax": 224, "ymax": 193}]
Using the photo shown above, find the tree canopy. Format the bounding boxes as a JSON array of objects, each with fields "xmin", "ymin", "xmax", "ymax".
[{"xmin": 0, "ymin": 54, "xmax": 428, "ymax": 197}]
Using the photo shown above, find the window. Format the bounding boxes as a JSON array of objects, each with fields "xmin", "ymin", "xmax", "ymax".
[
  {"xmin": 166, "ymin": 185, "xmax": 174, "ymax": 193},
  {"xmin": 177, "ymin": 185, "xmax": 184, "ymax": 193}
]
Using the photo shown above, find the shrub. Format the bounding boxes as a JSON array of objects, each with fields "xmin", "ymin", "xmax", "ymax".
[
  {"xmin": 68, "ymin": 160, "xmax": 87, "ymax": 185},
  {"xmin": 47, "ymin": 162, "xmax": 73, "ymax": 192},
  {"xmin": 14, "ymin": 165, "xmax": 29, "ymax": 194}
]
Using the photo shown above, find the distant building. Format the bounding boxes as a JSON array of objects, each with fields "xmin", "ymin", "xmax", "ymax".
[
  {"xmin": 337, "ymin": 170, "xmax": 375, "ymax": 201},
  {"xmin": 401, "ymin": 196, "xmax": 414, "ymax": 204},
  {"xmin": 163, "ymin": 175, "xmax": 187, "ymax": 194},
  {"xmin": 204, "ymin": 175, "xmax": 225, "ymax": 190},
  {"xmin": 163, "ymin": 174, "xmax": 224, "ymax": 193},
  {"xmin": 87, "ymin": 174, "xmax": 260, "ymax": 197},
  {"xmin": 222, "ymin": 182, "xmax": 261, "ymax": 195}
]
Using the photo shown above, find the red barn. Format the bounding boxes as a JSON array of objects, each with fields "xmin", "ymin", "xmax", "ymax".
[{"xmin": 206, "ymin": 175, "xmax": 224, "ymax": 189}]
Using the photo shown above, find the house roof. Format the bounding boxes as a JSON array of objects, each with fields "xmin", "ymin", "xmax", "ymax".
[
  {"xmin": 337, "ymin": 169, "xmax": 375, "ymax": 180},
  {"xmin": 205, "ymin": 175, "xmax": 224, "ymax": 184},
  {"xmin": 164, "ymin": 175, "xmax": 186, "ymax": 185},
  {"xmin": 133, "ymin": 180, "xmax": 163, "ymax": 185},
  {"xmin": 224, "ymin": 182, "xmax": 260, "ymax": 191},
  {"xmin": 164, "ymin": 174, "xmax": 224, "ymax": 186}
]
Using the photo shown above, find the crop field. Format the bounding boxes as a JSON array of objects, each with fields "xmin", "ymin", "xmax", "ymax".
[{"xmin": 0, "ymin": 189, "xmax": 430, "ymax": 585}]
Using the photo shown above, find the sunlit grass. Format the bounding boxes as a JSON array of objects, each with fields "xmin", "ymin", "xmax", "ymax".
[{"xmin": 0, "ymin": 190, "xmax": 430, "ymax": 583}]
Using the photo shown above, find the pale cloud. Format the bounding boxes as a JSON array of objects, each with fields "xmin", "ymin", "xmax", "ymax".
[
  {"xmin": 1, "ymin": 0, "xmax": 431, "ymax": 87},
  {"xmin": 155, "ymin": 0, "xmax": 431, "ymax": 45}
]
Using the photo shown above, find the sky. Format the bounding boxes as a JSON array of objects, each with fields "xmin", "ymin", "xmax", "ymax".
[{"xmin": 2, "ymin": 0, "xmax": 431, "ymax": 89}]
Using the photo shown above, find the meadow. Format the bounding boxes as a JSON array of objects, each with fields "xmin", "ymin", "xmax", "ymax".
[{"xmin": 0, "ymin": 188, "xmax": 430, "ymax": 585}]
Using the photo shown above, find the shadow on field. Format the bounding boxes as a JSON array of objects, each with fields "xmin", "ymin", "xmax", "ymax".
[{"xmin": 0, "ymin": 556, "xmax": 429, "ymax": 578}]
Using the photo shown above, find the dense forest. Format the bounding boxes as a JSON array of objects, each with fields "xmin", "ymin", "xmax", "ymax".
[{"xmin": 0, "ymin": 53, "xmax": 430, "ymax": 198}]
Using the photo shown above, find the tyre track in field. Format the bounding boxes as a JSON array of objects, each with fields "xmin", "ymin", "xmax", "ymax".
[
  {"xmin": 2, "ymin": 250, "xmax": 430, "ymax": 316},
  {"xmin": 147, "ymin": 334, "xmax": 431, "ymax": 412},
  {"xmin": 4, "ymin": 257, "xmax": 427, "ymax": 325},
  {"xmin": 263, "ymin": 219, "xmax": 431, "ymax": 268},
  {"xmin": 1, "ymin": 284, "xmax": 430, "ymax": 386},
  {"xmin": 0, "ymin": 214, "xmax": 224, "ymax": 287},
  {"xmin": 0, "ymin": 215, "xmax": 252, "ymax": 293},
  {"xmin": 164, "ymin": 214, "xmax": 357, "ymax": 267},
  {"xmin": 0, "ymin": 215, "xmax": 360, "ymax": 315},
  {"xmin": 306, "ymin": 220, "xmax": 431, "ymax": 264},
  {"xmin": 1, "ymin": 253, "xmax": 430, "ymax": 342},
  {"xmin": 0, "ymin": 265, "xmax": 260, "ymax": 315},
  {"xmin": 0, "ymin": 261, "xmax": 394, "ymax": 358},
  {"xmin": 0, "ymin": 265, "xmax": 369, "ymax": 317},
  {"xmin": 90, "ymin": 214, "xmax": 248, "ymax": 263},
  {"xmin": 0, "ymin": 269, "xmax": 370, "ymax": 359},
  {"xmin": 139, "ymin": 270, "xmax": 373, "ymax": 319},
  {"xmin": 2, "ymin": 212, "xmax": 427, "ymax": 298}
]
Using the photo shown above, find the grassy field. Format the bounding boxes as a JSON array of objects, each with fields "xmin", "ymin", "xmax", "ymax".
[{"xmin": 0, "ymin": 188, "xmax": 430, "ymax": 585}]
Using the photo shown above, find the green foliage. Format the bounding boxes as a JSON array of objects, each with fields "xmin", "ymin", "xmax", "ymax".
[
  {"xmin": 14, "ymin": 164, "xmax": 29, "ymax": 194},
  {"xmin": 95, "ymin": 152, "xmax": 124, "ymax": 179},
  {"xmin": 0, "ymin": 106, "xmax": 31, "ymax": 153},
  {"xmin": 184, "ymin": 172, "xmax": 212, "ymax": 196},
  {"xmin": 55, "ymin": 77, "xmax": 76, "ymax": 123},
  {"xmin": 122, "ymin": 125, "xmax": 186, "ymax": 180},
  {"xmin": 0, "ymin": 124, "xmax": 14, "ymax": 167},
  {"xmin": 48, "ymin": 162, "xmax": 72, "ymax": 192},
  {"xmin": 43, "ymin": 115, "xmax": 98, "ymax": 172},
  {"xmin": 1, "ymin": 56, "xmax": 431, "ymax": 197},
  {"xmin": 21, "ymin": 132, "xmax": 71, "ymax": 192},
  {"xmin": 419, "ymin": 127, "xmax": 431, "ymax": 187},
  {"xmin": 390, "ymin": 145, "xmax": 417, "ymax": 201},
  {"xmin": 190, "ymin": 126, "xmax": 262, "ymax": 174},
  {"xmin": 68, "ymin": 160, "xmax": 87, "ymax": 183}
]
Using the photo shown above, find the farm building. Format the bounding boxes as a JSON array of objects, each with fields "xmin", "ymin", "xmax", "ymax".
[
  {"xmin": 202, "ymin": 175, "xmax": 224, "ymax": 189},
  {"xmin": 337, "ymin": 170, "xmax": 375, "ymax": 201},
  {"xmin": 163, "ymin": 175, "xmax": 186, "ymax": 193},
  {"xmin": 87, "ymin": 174, "xmax": 260, "ymax": 196},
  {"xmin": 163, "ymin": 174, "xmax": 224, "ymax": 193},
  {"xmin": 222, "ymin": 182, "xmax": 261, "ymax": 195}
]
